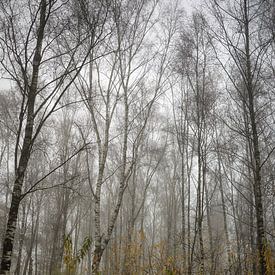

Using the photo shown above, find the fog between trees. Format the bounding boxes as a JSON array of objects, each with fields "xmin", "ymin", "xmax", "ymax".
[{"xmin": 0, "ymin": 0, "xmax": 274, "ymax": 274}]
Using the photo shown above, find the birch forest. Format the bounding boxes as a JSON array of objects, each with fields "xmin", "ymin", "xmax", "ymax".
[{"xmin": 0, "ymin": 0, "xmax": 274, "ymax": 274}]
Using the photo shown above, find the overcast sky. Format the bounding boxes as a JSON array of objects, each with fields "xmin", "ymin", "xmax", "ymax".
[
  {"xmin": 182, "ymin": 0, "xmax": 203, "ymax": 13},
  {"xmin": 0, "ymin": 0, "xmax": 205, "ymax": 92}
]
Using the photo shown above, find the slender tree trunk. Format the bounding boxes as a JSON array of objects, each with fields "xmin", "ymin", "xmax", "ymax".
[
  {"xmin": 204, "ymin": 168, "xmax": 214, "ymax": 274},
  {"xmin": 243, "ymin": 1, "xmax": 266, "ymax": 272},
  {"xmin": 34, "ymin": 199, "xmax": 41, "ymax": 275},
  {"xmin": 91, "ymin": 160, "xmax": 105, "ymax": 274},
  {"xmin": 87, "ymin": 204, "xmax": 93, "ymax": 275},
  {"xmin": 218, "ymin": 172, "xmax": 231, "ymax": 273},
  {"xmin": 23, "ymin": 198, "xmax": 41, "ymax": 275},
  {"xmin": 187, "ymin": 135, "xmax": 194, "ymax": 275},
  {"xmin": 230, "ymin": 171, "xmax": 242, "ymax": 274},
  {"xmin": 0, "ymin": 2, "xmax": 47, "ymax": 273},
  {"xmin": 198, "ymin": 149, "xmax": 205, "ymax": 274},
  {"xmin": 49, "ymin": 213, "xmax": 61, "ymax": 275},
  {"xmin": 197, "ymin": 126, "xmax": 205, "ymax": 274},
  {"xmin": 216, "ymin": 142, "xmax": 232, "ymax": 273},
  {"xmin": 123, "ymin": 164, "xmax": 137, "ymax": 275},
  {"xmin": 139, "ymin": 205, "xmax": 145, "ymax": 273},
  {"xmin": 22, "ymin": 211, "xmax": 35, "ymax": 275}
]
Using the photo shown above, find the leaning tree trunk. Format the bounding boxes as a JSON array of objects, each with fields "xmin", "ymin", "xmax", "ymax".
[{"xmin": 0, "ymin": 1, "xmax": 47, "ymax": 273}]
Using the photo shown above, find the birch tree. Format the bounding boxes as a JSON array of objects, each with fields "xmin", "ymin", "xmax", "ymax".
[
  {"xmin": 210, "ymin": 0, "xmax": 275, "ymax": 272},
  {"xmin": 0, "ymin": 0, "xmax": 108, "ymax": 273}
]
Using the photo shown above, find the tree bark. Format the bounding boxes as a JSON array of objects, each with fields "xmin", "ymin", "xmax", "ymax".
[
  {"xmin": 243, "ymin": 1, "xmax": 267, "ymax": 272},
  {"xmin": 0, "ymin": 2, "xmax": 47, "ymax": 273}
]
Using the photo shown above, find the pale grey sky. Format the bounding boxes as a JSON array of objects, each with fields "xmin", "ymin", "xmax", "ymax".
[
  {"xmin": 0, "ymin": 78, "xmax": 12, "ymax": 91},
  {"xmin": 0, "ymin": 0, "xmax": 205, "ymax": 92},
  {"xmin": 182, "ymin": 0, "xmax": 204, "ymax": 14}
]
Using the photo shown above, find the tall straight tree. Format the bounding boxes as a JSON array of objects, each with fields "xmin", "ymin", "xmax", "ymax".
[
  {"xmin": 210, "ymin": 0, "xmax": 275, "ymax": 273},
  {"xmin": 0, "ymin": 0, "xmax": 109, "ymax": 273},
  {"xmin": 175, "ymin": 11, "xmax": 217, "ymax": 273}
]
